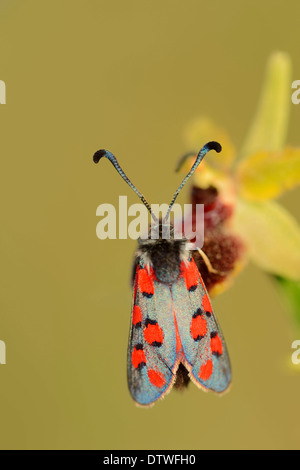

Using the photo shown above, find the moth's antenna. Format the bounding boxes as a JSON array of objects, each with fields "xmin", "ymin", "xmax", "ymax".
[
  {"xmin": 163, "ymin": 141, "xmax": 222, "ymax": 223},
  {"xmin": 93, "ymin": 149, "xmax": 158, "ymax": 223}
]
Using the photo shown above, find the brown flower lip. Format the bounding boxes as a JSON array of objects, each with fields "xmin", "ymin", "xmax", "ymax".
[
  {"xmin": 188, "ymin": 185, "xmax": 245, "ymax": 294},
  {"xmin": 191, "ymin": 186, "xmax": 233, "ymax": 230}
]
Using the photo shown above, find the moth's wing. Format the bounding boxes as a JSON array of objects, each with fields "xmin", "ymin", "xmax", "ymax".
[
  {"xmin": 128, "ymin": 262, "xmax": 178, "ymax": 406},
  {"xmin": 172, "ymin": 257, "xmax": 231, "ymax": 393}
]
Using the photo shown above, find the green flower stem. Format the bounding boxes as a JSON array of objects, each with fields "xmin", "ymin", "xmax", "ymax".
[
  {"xmin": 240, "ymin": 52, "xmax": 291, "ymax": 159},
  {"xmin": 273, "ymin": 276, "xmax": 300, "ymax": 329}
]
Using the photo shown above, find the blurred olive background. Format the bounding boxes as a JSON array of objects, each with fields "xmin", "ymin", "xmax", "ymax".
[{"xmin": 0, "ymin": 0, "xmax": 299, "ymax": 450}]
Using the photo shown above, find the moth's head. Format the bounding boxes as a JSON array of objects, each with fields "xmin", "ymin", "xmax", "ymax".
[{"xmin": 138, "ymin": 223, "xmax": 176, "ymax": 246}]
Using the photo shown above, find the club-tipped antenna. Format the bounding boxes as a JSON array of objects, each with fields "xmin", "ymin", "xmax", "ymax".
[
  {"xmin": 163, "ymin": 141, "xmax": 222, "ymax": 223},
  {"xmin": 93, "ymin": 149, "xmax": 158, "ymax": 223}
]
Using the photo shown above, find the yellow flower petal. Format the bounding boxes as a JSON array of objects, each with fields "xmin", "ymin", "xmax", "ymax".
[
  {"xmin": 176, "ymin": 157, "xmax": 236, "ymax": 209},
  {"xmin": 235, "ymin": 199, "xmax": 300, "ymax": 280},
  {"xmin": 193, "ymin": 161, "xmax": 229, "ymax": 188},
  {"xmin": 183, "ymin": 117, "xmax": 236, "ymax": 169},
  {"xmin": 240, "ymin": 52, "xmax": 291, "ymax": 158},
  {"xmin": 236, "ymin": 146, "xmax": 300, "ymax": 200}
]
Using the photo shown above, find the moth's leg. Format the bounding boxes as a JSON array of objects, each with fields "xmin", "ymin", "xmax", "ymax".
[{"xmin": 196, "ymin": 248, "xmax": 225, "ymax": 276}]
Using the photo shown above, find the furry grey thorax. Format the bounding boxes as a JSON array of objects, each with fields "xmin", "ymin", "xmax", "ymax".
[{"xmin": 135, "ymin": 224, "xmax": 189, "ymax": 283}]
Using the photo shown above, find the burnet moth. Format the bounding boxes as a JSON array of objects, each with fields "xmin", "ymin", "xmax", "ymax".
[{"xmin": 93, "ymin": 142, "xmax": 231, "ymax": 406}]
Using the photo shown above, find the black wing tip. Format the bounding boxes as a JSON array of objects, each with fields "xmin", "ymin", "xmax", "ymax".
[
  {"xmin": 93, "ymin": 149, "xmax": 107, "ymax": 163},
  {"xmin": 205, "ymin": 141, "xmax": 222, "ymax": 153}
]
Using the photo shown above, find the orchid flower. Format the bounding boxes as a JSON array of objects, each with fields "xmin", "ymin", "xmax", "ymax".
[{"xmin": 177, "ymin": 52, "xmax": 300, "ymax": 330}]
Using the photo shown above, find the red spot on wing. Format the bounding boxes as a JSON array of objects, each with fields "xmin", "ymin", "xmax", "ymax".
[
  {"xmin": 148, "ymin": 369, "xmax": 166, "ymax": 388},
  {"xmin": 185, "ymin": 261, "xmax": 199, "ymax": 290},
  {"xmin": 190, "ymin": 313, "xmax": 207, "ymax": 340},
  {"xmin": 199, "ymin": 359, "xmax": 213, "ymax": 381},
  {"xmin": 202, "ymin": 293, "xmax": 212, "ymax": 313},
  {"xmin": 138, "ymin": 267, "xmax": 154, "ymax": 297},
  {"xmin": 182, "ymin": 260, "xmax": 199, "ymax": 291},
  {"xmin": 211, "ymin": 334, "xmax": 223, "ymax": 356},
  {"xmin": 144, "ymin": 322, "xmax": 164, "ymax": 346},
  {"xmin": 132, "ymin": 305, "xmax": 142, "ymax": 326},
  {"xmin": 132, "ymin": 347, "xmax": 146, "ymax": 369}
]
